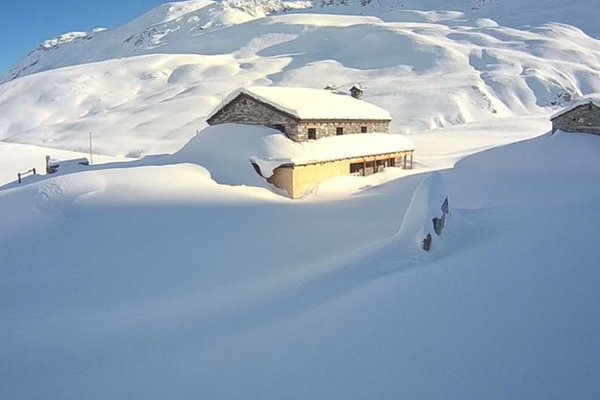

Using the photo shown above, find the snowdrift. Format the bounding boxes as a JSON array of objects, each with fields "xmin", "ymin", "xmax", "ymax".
[
  {"xmin": 1, "ymin": 1, "xmax": 600, "ymax": 398},
  {"xmin": 397, "ymin": 172, "xmax": 449, "ymax": 252},
  {"xmin": 2, "ymin": 129, "xmax": 600, "ymax": 399}
]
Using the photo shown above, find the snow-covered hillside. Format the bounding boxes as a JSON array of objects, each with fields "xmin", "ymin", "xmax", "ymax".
[
  {"xmin": 2, "ymin": 1, "xmax": 600, "ymax": 398},
  {"xmin": 5, "ymin": 0, "xmax": 600, "ymax": 83},
  {"xmin": 1, "ymin": 0, "xmax": 599, "ymax": 157},
  {"xmin": 2, "ymin": 126, "xmax": 599, "ymax": 399}
]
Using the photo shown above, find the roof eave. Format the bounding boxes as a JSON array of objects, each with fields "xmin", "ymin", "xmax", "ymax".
[
  {"xmin": 275, "ymin": 149, "xmax": 415, "ymax": 168},
  {"xmin": 206, "ymin": 90, "xmax": 300, "ymax": 124},
  {"xmin": 551, "ymin": 99, "xmax": 600, "ymax": 120}
]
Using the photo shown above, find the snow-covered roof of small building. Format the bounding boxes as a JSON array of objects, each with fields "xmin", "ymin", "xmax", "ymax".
[
  {"xmin": 252, "ymin": 132, "xmax": 414, "ymax": 176},
  {"xmin": 209, "ymin": 86, "xmax": 392, "ymax": 121},
  {"xmin": 550, "ymin": 94, "xmax": 600, "ymax": 120}
]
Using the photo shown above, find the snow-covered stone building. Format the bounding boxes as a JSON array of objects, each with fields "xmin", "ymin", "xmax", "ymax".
[
  {"xmin": 551, "ymin": 96, "xmax": 600, "ymax": 135},
  {"xmin": 207, "ymin": 86, "xmax": 392, "ymax": 142},
  {"xmin": 207, "ymin": 86, "xmax": 414, "ymax": 198}
]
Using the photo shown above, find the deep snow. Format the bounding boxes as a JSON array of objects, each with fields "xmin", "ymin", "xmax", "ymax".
[
  {"xmin": 1, "ymin": 0, "xmax": 600, "ymax": 399},
  {"xmin": 1, "ymin": 129, "xmax": 599, "ymax": 399}
]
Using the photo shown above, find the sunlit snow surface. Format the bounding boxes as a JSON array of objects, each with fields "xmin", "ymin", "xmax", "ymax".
[
  {"xmin": 2, "ymin": 123, "xmax": 599, "ymax": 399},
  {"xmin": 0, "ymin": 1, "xmax": 599, "ymax": 156},
  {"xmin": 1, "ymin": 0, "xmax": 600, "ymax": 398}
]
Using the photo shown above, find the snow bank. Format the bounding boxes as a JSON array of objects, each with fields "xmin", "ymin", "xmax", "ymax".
[
  {"xmin": 2, "ymin": 127, "xmax": 600, "ymax": 400},
  {"xmin": 173, "ymin": 124, "xmax": 280, "ymax": 188},
  {"xmin": 397, "ymin": 172, "xmax": 449, "ymax": 251},
  {"xmin": 447, "ymin": 130, "xmax": 600, "ymax": 209},
  {"xmin": 175, "ymin": 123, "xmax": 413, "ymax": 182}
]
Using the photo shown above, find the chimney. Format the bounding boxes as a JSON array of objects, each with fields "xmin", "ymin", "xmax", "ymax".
[{"xmin": 350, "ymin": 83, "xmax": 364, "ymax": 99}]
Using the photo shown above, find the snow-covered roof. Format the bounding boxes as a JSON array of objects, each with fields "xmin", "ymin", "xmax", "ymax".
[
  {"xmin": 209, "ymin": 86, "xmax": 392, "ymax": 121},
  {"xmin": 550, "ymin": 94, "xmax": 600, "ymax": 120},
  {"xmin": 252, "ymin": 132, "xmax": 414, "ymax": 176}
]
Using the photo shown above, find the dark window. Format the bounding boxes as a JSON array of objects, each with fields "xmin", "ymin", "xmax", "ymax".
[
  {"xmin": 336, "ymin": 127, "xmax": 344, "ymax": 135},
  {"xmin": 361, "ymin": 126, "xmax": 368, "ymax": 133},
  {"xmin": 308, "ymin": 128, "xmax": 317, "ymax": 140},
  {"xmin": 273, "ymin": 124, "xmax": 286, "ymax": 133},
  {"xmin": 350, "ymin": 162, "xmax": 363, "ymax": 175}
]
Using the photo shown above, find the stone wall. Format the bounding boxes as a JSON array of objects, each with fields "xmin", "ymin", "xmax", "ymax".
[
  {"xmin": 293, "ymin": 120, "xmax": 390, "ymax": 141},
  {"xmin": 208, "ymin": 93, "xmax": 391, "ymax": 142},
  {"xmin": 208, "ymin": 93, "xmax": 299, "ymax": 135},
  {"xmin": 552, "ymin": 103, "xmax": 600, "ymax": 134}
]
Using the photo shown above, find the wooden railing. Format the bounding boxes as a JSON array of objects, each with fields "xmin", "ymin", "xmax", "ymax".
[{"xmin": 17, "ymin": 168, "xmax": 36, "ymax": 183}]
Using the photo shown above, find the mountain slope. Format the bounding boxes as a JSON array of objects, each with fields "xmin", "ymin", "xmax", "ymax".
[
  {"xmin": 1, "ymin": 4, "xmax": 599, "ymax": 156},
  {"xmin": 4, "ymin": 0, "xmax": 600, "ymax": 83},
  {"xmin": 2, "ymin": 2, "xmax": 600, "ymax": 398},
  {"xmin": 3, "ymin": 0, "xmax": 312, "ymax": 82}
]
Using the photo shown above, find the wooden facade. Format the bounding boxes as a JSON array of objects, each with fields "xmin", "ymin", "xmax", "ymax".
[{"xmin": 264, "ymin": 150, "xmax": 414, "ymax": 199}]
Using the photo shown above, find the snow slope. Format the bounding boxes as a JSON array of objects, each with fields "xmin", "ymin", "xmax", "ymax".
[
  {"xmin": 1, "ymin": 129, "xmax": 599, "ymax": 399},
  {"xmin": 0, "ymin": 0, "xmax": 599, "ymax": 158},
  {"xmin": 2, "ymin": 0, "xmax": 313, "ymax": 82},
  {"xmin": 4, "ymin": 0, "xmax": 600, "ymax": 84},
  {"xmin": 1, "ymin": 1, "xmax": 600, "ymax": 398}
]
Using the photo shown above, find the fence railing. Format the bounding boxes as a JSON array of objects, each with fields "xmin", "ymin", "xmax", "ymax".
[{"xmin": 17, "ymin": 168, "xmax": 36, "ymax": 183}]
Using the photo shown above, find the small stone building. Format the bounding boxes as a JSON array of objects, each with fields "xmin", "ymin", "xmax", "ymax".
[
  {"xmin": 551, "ymin": 97, "xmax": 600, "ymax": 135},
  {"xmin": 207, "ymin": 86, "xmax": 392, "ymax": 142}
]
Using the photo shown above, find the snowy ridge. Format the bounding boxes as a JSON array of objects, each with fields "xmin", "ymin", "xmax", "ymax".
[
  {"xmin": 1, "ymin": 1, "xmax": 599, "ymax": 156},
  {"xmin": 4, "ymin": 0, "xmax": 600, "ymax": 83},
  {"xmin": 2, "ymin": 0, "xmax": 312, "ymax": 82},
  {"xmin": 40, "ymin": 31, "xmax": 91, "ymax": 49}
]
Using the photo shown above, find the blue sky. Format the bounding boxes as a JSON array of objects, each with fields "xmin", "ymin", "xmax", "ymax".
[{"xmin": 0, "ymin": 0, "xmax": 169, "ymax": 76}]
